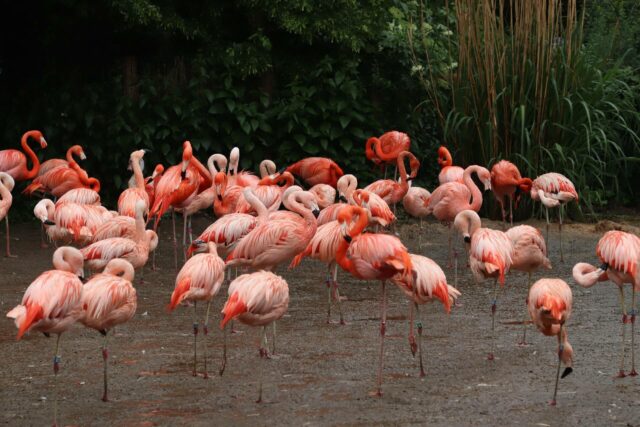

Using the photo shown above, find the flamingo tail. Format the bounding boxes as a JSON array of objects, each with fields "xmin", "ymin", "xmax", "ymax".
[
  {"xmin": 220, "ymin": 292, "xmax": 247, "ymax": 329},
  {"xmin": 167, "ymin": 277, "xmax": 191, "ymax": 312},
  {"xmin": 15, "ymin": 304, "xmax": 44, "ymax": 340}
]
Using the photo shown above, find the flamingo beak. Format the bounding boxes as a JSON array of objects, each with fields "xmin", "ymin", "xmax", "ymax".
[
  {"xmin": 343, "ymin": 234, "xmax": 352, "ymax": 243},
  {"xmin": 338, "ymin": 195, "xmax": 347, "ymax": 203},
  {"xmin": 40, "ymin": 137, "xmax": 48, "ymax": 148},
  {"xmin": 43, "ymin": 219, "xmax": 56, "ymax": 226},
  {"xmin": 600, "ymin": 263, "xmax": 609, "ymax": 271},
  {"xmin": 312, "ymin": 209, "xmax": 320, "ymax": 218},
  {"xmin": 561, "ymin": 367, "xmax": 573, "ymax": 378},
  {"xmin": 463, "ymin": 236, "xmax": 471, "ymax": 243},
  {"xmin": 80, "ymin": 152, "xmax": 87, "ymax": 161}
]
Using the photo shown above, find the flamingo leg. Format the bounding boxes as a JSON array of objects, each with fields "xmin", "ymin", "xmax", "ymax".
[
  {"xmin": 415, "ymin": 303, "xmax": 426, "ymax": 377},
  {"xmin": 272, "ymin": 321, "xmax": 277, "ymax": 355},
  {"xmin": 172, "ymin": 209, "xmax": 178, "ymax": 271},
  {"xmin": 40, "ymin": 222, "xmax": 49, "ymax": 249},
  {"xmin": 488, "ymin": 278, "xmax": 499, "ymax": 360},
  {"xmin": 617, "ymin": 287, "xmax": 627, "ymax": 378},
  {"xmin": 325, "ymin": 270, "xmax": 333, "ymax": 324},
  {"xmin": 549, "ymin": 324, "xmax": 564, "ymax": 406},
  {"xmin": 102, "ymin": 332, "xmax": 109, "ymax": 402},
  {"xmin": 376, "ymin": 280, "xmax": 388, "ymax": 397},
  {"xmin": 203, "ymin": 300, "xmax": 211, "ymax": 379},
  {"xmin": 257, "ymin": 326, "xmax": 268, "ymax": 403},
  {"xmin": 498, "ymin": 197, "xmax": 506, "ymax": 229},
  {"xmin": 630, "ymin": 288, "xmax": 637, "ymax": 376},
  {"xmin": 192, "ymin": 301, "xmax": 198, "ymax": 377},
  {"xmin": 332, "ymin": 263, "xmax": 345, "ymax": 325},
  {"xmin": 408, "ymin": 300, "xmax": 416, "ymax": 357},
  {"xmin": 509, "ymin": 196, "xmax": 513, "ymax": 226},
  {"xmin": 545, "ymin": 207, "xmax": 550, "ymax": 248},
  {"xmin": 558, "ymin": 205, "xmax": 564, "ymax": 263},
  {"xmin": 383, "ymin": 164, "xmax": 388, "ymax": 180},
  {"xmin": 219, "ymin": 325, "xmax": 228, "ymax": 376},
  {"xmin": 188, "ymin": 216, "xmax": 193, "ymax": 244},
  {"xmin": 519, "ymin": 272, "xmax": 532, "ymax": 346},
  {"xmin": 182, "ymin": 214, "xmax": 188, "ymax": 263},
  {"xmin": 53, "ymin": 333, "xmax": 62, "ymax": 427},
  {"xmin": 447, "ymin": 225, "xmax": 453, "ymax": 268},
  {"xmin": 5, "ymin": 215, "xmax": 16, "ymax": 257}
]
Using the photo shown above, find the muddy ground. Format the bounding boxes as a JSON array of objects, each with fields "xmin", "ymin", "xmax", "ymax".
[{"xmin": 1, "ymin": 215, "xmax": 639, "ymax": 426}]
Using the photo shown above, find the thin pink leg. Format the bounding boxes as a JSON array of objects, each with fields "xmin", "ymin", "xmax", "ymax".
[
  {"xmin": 5, "ymin": 216, "xmax": 16, "ymax": 257},
  {"xmin": 376, "ymin": 280, "xmax": 387, "ymax": 397}
]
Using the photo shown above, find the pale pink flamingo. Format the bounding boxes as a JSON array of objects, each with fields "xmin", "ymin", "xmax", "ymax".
[
  {"xmin": 437, "ymin": 146, "xmax": 464, "ymax": 184},
  {"xmin": 220, "ymin": 270, "xmax": 290, "ymax": 402},
  {"xmin": 81, "ymin": 201, "xmax": 158, "ymax": 272},
  {"xmin": 168, "ymin": 241, "xmax": 225, "ymax": 378},
  {"xmin": 92, "ymin": 215, "xmax": 137, "ymax": 241},
  {"xmin": 34, "ymin": 199, "xmax": 113, "ymax": 245},
  {"xmin": 285, "ymin": 157, "xmax": 344, "ymax": 187},
  {"xmin": 402, "ymin": 186, "xmax": 432, "ymax": 248},
  {"xmin": 573, "ymin": 230, "xmax": 640, "ymax": 377},
  {"xmin": 0, "ymin": 172, "xmax": 16, "ymax": 257},
  {"xmin": 79, "ymin": 259, "xmax": 137, "ymax": 401},
  {"xmin": 352, "ymin": 189, "xmax": 395, "ymax": 229},
  {"xmin": 365, "ymin": 131, "xmax": 411, "ymax": 178},
  {"xmin": 364, "ymin": 151, "xmax": 420, "ymax": 205},
  {"xmin": 454, "ymin": 209, "xmax": 513, "ymax": 360},
  {"xmin": 317, "ymin": 174, "xmax": 358, "ymax": 225},
  {"xmin": 391, "ymin": 254, "xmax": 460, "ymax": 376},
  {"xmin": 0, "ymin": 130, "xmax": 47, "ymax": 181},
  {"xmin": 118, "ymin": 150, "xmax": 150, "ymax": 217},
  {"xmin": 530, "ymin": 172, "xmax": 578, "ymax": 262},
  {"xmin": 490, "ymin": 160, "xmax": 532, "ymax": 227},
  {"xmin": 426, "ymin": 164, "xmax": 491, "ymax": 266},
  {"xmin": 228, "ymin": 146, "xmax": 260, "ymax": 187},
  {"xmin": 335, "ymin": 205, "xmax": 413, "ymax": 396},
  {"xmin": 309, "ymin": 183, "xmax": 336, "ymax": 209},
  {"xmin": 234, "ymin": 171, "xmax": 294, "ymax": 214},
  {"xmin": 58, "ymin": 188, "xmax": 101, "ymax": 205},
  {"xmin": 527, "ymin": 278, "xmax": 573, "ymax": 405},
  {"xmin": 506, "ymin": 225, "xmax": 552, "ymax": 345},
  {"xmin": 6, "ymin": 246, "xmax": 84, "ymax": 426}
]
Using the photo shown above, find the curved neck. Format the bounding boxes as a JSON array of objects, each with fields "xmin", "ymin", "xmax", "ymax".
[
  {"xmin": 463, "ymin": 166, "xmax": 483, "ymax": 211},
  {"xmin": 288, "ymin": 194, "xmax": 316, "ymax": 226},
  {"xmin": 396, "ymin": 152, "xmax": 409, "ymax": 187},
  {"xmin": 105, "ymin": 259, "xmax": 135, "ymax": 281},
  {"xmin": 335, "ymin": 208, "xmax": 368, "ymax": 273},
  {"xmin": 134, "ymin": 204, "xmax": 146, "ymax": 239},
  {"xmin": 66, "ymin": 147, "xmax": 82, "ymax": 165},
  {"xmin": 52, "ymin": 247, "xmax": 81, "ymax": 273},
  {"xmin": 244, "ymin": 189, "xmax": 269, "ymax": 220},
  {"xmin": 189, "ymin": 154, "xmax": 212, "ymax": 187},
  {"xmin": 131, "ymin": 157, "xmax": 145, "ymax": 190},
  {"xmin": 344, "ymin": 175, "xmax": 358, "ymax": 201},
  {"xmin": 0, "ymin": 180, "xmax": 12, "ymax": 203},
  {"xmin": 259, "ymin": 160, "xmax": 277, "ymax": 178},
  {"xmin": 208, "ymin": 154, "xmax": 227, "ymax": 176},
  {"xmin": 365, "ymin": 138, "xmax": 378, "ymax": 160},
  {"xmin": 21, "ymin": 131, "xmax": 41, "ymax": 179}
]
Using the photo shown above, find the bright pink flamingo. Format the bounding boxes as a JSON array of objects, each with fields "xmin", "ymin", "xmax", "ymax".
[
  {"xmin": 573, "ymin": 230, "xmax": 640, "ymax": 377},
  {"xmin": 38, "ymin": 144, "xmax": 84, "ymax": 178},
  {"xmin": 80, "ymin": 259, "xmax": 137, "ymax": 401},
  {"xmin": 454, "ymin": 209, "xmax": 513, "ymax": 360},
  {"xmin": 528, "ymin": 278, "xmax": 573, "ymax": 405},
  {"xmin": 309, "ymin": 183, "xmax": 336, "ymax": 209},
  {"xmin": 220, "ymin": 270, "xmax": 290, "ymax": 402},
  {"xmin": 0, "ymin": 130, "xmax": 47, "ymax": 181},
  {"xmin": 118, "ymin": 150, "xmax": 150, "ymax": 217},
  {"xmin": 530, "ymin": 172, "xmax": 578, "ymax": 262},
  {"xmin": 426, "ymin": 164, "xmax": 491, "ymax": 266},
  {"xmin": 285, "ymin": 157, "xmax": 344, "ymax": 187},
  {"xmin": 352, "ymin": 189, "xmax": 396, "ymax": 229},
  {"xmin": 0, "ymin": 172, "xmax": 16, "ymax": 257},
  {"xmin": 317, "ymin": 174, "xmax": 358, "ymax": 225},
  {"xmin": 6, "ymin": 246, "xmax": 84, "ymax": 426},
  {"xmin": 34, "ymin": 199, "xmax": 113, "ymax": 245},
  {"xmin": 506, "ymin": 225, "xmax": 552, "ymax": 345},
  {"xmin": 212, "ymin": 172, "xmax": 243, "ymax": 217},
  {"xmin": 335, "ymin": 205, "xmax": 413, "ymax": 396},
  {"xmin": 391, "ymin": 254, "xmax": 459, "ymax": 376},
  {"xmin": 364, "ymin": 151, "xmax": 419, "ymax": 205},
  {"xmin": 402, "ymin": 186, "xmax": 431, "ymax": 221},
  {"xmin": 365, "ymin": 131, "xmax": 411, "ymax": 178},
  {"xmin": 144, "ymin": 164, "xmax": 164, "ymax": 207},
  {"xmin": 490, "ymin": 160, "xmax": 532, "ymax": 227},
  {"xmin": 437, "ymin": 146, "xmax": 464, "ymax": 184},
  {"xmin": 168, "ymin": 241, "xmax": 225, "ymax": 378}
]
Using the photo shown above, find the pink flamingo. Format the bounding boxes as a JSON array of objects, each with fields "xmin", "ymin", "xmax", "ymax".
[
  {"xmin": 38, "ymin": 144, "xmax": 84, "ymax": 178},
  {"xmin": 490, "ymin": 160, "xmax": 532, "ymax": 226},
  {"xmin": 6, "ymin": 246, "xmax": 84, "ymax": 426},
  {"xmin": 34, "ymin": 199, "xmax": 113, "ymax": 245},
  {"xmin": 0, "ymin": 172, "xmax": 16, "ymax": 257},
  {"xmin": 58, "ymin": 187, "xmax": 101, "ymax": 205},
  {"xmin": 0, "ymin": 130, "xmax": 47, "ymax": 181},
  {"xmin": 168, "ymin": 241, "xmax": 225, "ymax": 378},
  {"xmin": 454, "ymin": 210, "xmax": 513, "ymax": 360},
  {"xmin": 506, "ymin": 225, "xmax": 552, "ymax": 345},
  {"xmin": 364, "ymin": 151, "xmax": 420, "ymax": 205},
  {"xmin": 220, "ymin": 270, "xmax": 290, "ymax": 402},
  {"xmin": 573, "ymin": 230, "xmax": 640, "ymax": 377},
  {"xmin": 81, "ymin": 201, "xmax": 158, "ymax": 272},
  {"xmin": 335, "ymin": 205, "xmax": 413, "ymax": 396},
  {"xmin": 92, "ymin": 215, "xmax": 137, "ymax": 241},
  {"xmin": 228, "ymin": 147, "xmax": 260, "ymax": 187},
  {"xmin": 530, "ymin": 172, "xmax": 578, "ymax": 262},
  {"xmin": 365, "ymin": 131, "xmax": 411, "ymax": 178},
  {"xmin": 235, "ymin": 171, "xmax": 294, "ymax": 214},
  {"xmin": 144, "ymin": 164, "xmax": 165, "ymax": 207},
  {"xmin": 402, "ymin": 186, "xmax": 432, "ymax": 247},
  {"xmin": 212, "ymin": 172, "xmax": 244, "ymax": 217},
  {"xmin": 79, "ymin": 259, "xmax": 137, "ymax": 401},
  {"xmin": 437, "ymin": 146, "xmax": 464, "ymax": 184},
  {"xmin": 426, "ymin": 164, "xmax": 491, "ymax": 266},
  {"xmin": 285, "ymin": 157, "xmax": 344, "ymax": 187},
  {"xmin": 118, "ymin": 150, "xmax": 150, "ymax": 217},
  {"xmin": 527, "ymin": 278, "xmax": 573, "ymax": 405},
  {"xmin": 352, "ymin": 189, "xmax": 395, "ymax": 229},
  {"xmin": 391, "ymin": 254, "xmax": 460, "ymax": 376},
  {"xmin": 317, "ymin": 174, "xmax": 358, "ymax": 225},
  {"xmin": 309, "ymin": 183, "xmax": 336, "ymax": 209}
]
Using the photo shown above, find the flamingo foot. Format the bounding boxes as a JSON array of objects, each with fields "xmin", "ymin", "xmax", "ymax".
[
  {"xmin": 487, "ymin": 353, "xmax": 495, "ymax": 361},
  {"xmin": 616, "ymin": 370, "xmax": 626, "ymax": 378},
  {"xmin": 548, "ymin": 399, "xmax": 557, "ymax": 406},
  {"xmin": 517, "ymin": 341, "xmax": 531, "ymax": 347},
  {"xmin": 203, "ymin": 372, "xmax": 209, "ymax": 379},
  {"xmin": 368, "ymin": 389, "xmax": 384, "ymax": 398},
  {"xmin": 408, "ymin": 336, "xmax": 417, "ymax": 357},
  {"xmin": 419, "ymin": 368, "xmax": 426, "ymax": 378},
  {"xmin": 5, "ymin": 253, "xmax": 17, "ymax": 258},
  {"xmin": 629, "ymin": 369, "xmax": 638, "ymax": 376},
  {"xmin": 102, "ymin": 394, "xmax": 109, "ymax": 402}
]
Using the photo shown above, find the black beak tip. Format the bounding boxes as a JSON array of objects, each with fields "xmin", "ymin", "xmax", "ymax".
[
  {"xmin": 312, "ymin": 209, "xmax": 320, "ymax": 218},
  {"xmin": 217, "ymin": 195, "xmax": 223, "ymax": 201},
  {"xmin": 600, "ymin": 262, "xmax": 609, "ymax": 271},
  {"xmin": 338, "ymin": 195, "xmax": 347, "ymax": 203},
  {"xmin": 464, "ymin": 236, "xmax": 471, "ymax": 243},
  {"xmin": 561, "ymin": 367, "xmax": 573, "ymax": 379},
  {"xmin": 44, "ymin": 219, "xmax": 55, "ymax": 226},
  {"xmin": 181, "ymin": 171, "xmax": 187, "ymax": 180},
  {"xmin": 277, "ymin": 167, "xmax": 286, "ymax": 174},
  {"xmin": 343, "ymin": 235, "xmax": 352, "ymax": 243}
]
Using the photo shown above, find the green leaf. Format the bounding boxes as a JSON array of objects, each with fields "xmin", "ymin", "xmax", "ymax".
[
  {"xmin": 225, "ymin": 99, "xmax": 236, "ymax": 113},
  {"xmin": 339, "ymin": 116, "xmax": 351, "ymax": 129}
]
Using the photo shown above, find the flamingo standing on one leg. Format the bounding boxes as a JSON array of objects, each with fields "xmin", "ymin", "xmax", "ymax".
[
  {"xmin": 79, "ymin": 259, "xmax": 137, "ymax": 401},
  {"xmin": 506, "ymin": 225, "xmax": 552, "ymax": 345},
  {"xmin": 402, "ymin": 186, "xmax": 431, "ymax": 250},
  {"xmin": 118, "ymin": 150, "xmax": 150, "ymax": 217},
  {"xmin": 285, "ymin": 157, "xmax": 344, "ymax": 187},
  {"xmin": 0, "ymin": 172, "xmax": 16, "ymax": 257},
  {"xmin": 335, "ymin": 205, "xmax": 413, "ymax": 396},
  {"xmin": 437, "ymin": 146, "xmax": 464, "ymax": 185},
  {"xmin": 220, "ymin": 270, "xmax": 289, "ymax": 402},
  {"xmin": 490, "ymin": 160, "xmax": 532, "ymax": 227},
  {"xmin": 168, "ymin": 241, "xmax": 225, "ymax": 378},
  {"xmin": 454, "ymin": 210, "xmax": 513, "ymax": 360},
  {"xmin": 528, "ymin": 278, "xmax": 574, "ymax": 405},
  {"xmin": 530, "ymin": 172, "xmax": 578, "ymax": 262},
  {"xmin": 0, "ymin": 130, "xmax": 47, "ymax": 181},
  {"xmin": 573, "ymin": 230, "xmax": 640, "ymax": 377},
  {"xmin": 6, "ymin": 246, "xmax": 84, "ymax": 426}
]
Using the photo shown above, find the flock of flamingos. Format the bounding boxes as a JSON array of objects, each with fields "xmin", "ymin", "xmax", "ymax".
[{"xmin": 0, "ymin": 129, "xmax": 638, "ymax": 423}]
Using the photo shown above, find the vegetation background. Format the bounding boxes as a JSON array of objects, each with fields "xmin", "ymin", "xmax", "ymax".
[{"xmin": 1, "ymin": 0, "xmax": 639, "ymax": 218}]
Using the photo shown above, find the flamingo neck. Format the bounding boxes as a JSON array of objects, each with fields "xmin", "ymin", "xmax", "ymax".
[
  {"xmin": 440, "ymin": 148, "xmax": 453, "ymax": 168},
  {"xmin": 105, "ymin": 259, "xmax": 135, "ymax": 282},
  {"xmin": 189, "ymin": 154, "xmax": 212, "ymax": 187},
  {"xmin": 345, "ymin": 176, "xmax": 358, "ymax": 203},
  {"xmin": 396, "ymin": 152, "xmax": 409, "ymax": 189},
  {"xmin": 365, "ymin": 138, "xmax": 378, "ymax": 161},
  {"xmin": 463, "ymin": 166, "xmax": 483, "ymax": 211},
  {"xmin": 132, "ymin": 157, "xmax": 145, "ymax": 190},
  {"xmin": 52, "ymin": 248, "xmax": 79, "ymax": 273},
  {"xmin": 259, "ymin": 160, "xmax": 276, "ymax": 178},
  {"xmin": 21, "ymin": 131, "xmax": 41, "ymax": 180},
  {"xmin": 134, "ymin": 205, "xmax": 146, "ymax": 240},
  {"xmin": 335, "ymin": 210, "xmax": 368, "ymax": 274},
  {"xmin": 244, "ymin": 189, "xmax": 269, "ymax": 220}
]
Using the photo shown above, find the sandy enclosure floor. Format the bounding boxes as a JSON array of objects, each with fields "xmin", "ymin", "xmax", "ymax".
[{"xmin": 1, "ymin": 215, "xmax": 639, "ymax": 426}]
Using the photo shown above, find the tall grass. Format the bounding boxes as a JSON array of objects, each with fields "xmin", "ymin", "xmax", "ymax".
[{"xmin": 408, "ymin": 0, "xmax": 640, "ymax": 212}]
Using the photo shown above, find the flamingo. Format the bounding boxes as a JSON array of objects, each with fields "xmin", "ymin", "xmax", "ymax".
[
  {"xmin": 92, "ymin": 215, "xmax": 137, "ymax": 241},
  {"xmin": 234, "ymin": 171, "xmax": 294, "ymax": 214},
  {"xmin": 506, "ymin": 225, "xmax": 552, "ymax": 345},
  {"xmin": 454, "ymin": 210, "xmax": 513, "ymax": 360},
  {"xmin": 285, "ymin": 157, "xmax": 344, "ymax": 187},
  {"xmin": 317, "ymin": 174, "xmax": 358, "ymax": 225},
  {"xmin": 309, "ymin": 183, "xmax": 336, "ymax": 209},
  {"xmin": 364, "ymin": 151, "xmax": 420, "ymax": 206},
  {"xmin": 79, "ymin": 259, "xmax": 137, "ymax": 401},
  {"xmin": 490, "ymin": 160, "xmax": 532, "ymax": 227},
  {"xmin": 426, "ymin": 164, "xmax": 491, "ymax": 266},
  {"xmin": 530, "ymin": 172, "xmax": 578, "ymax": 262},
  {"xmin": 144, "ymin": 164, "xmax": 165, "ymax": 207},
  {"xmin": 228, "ymin": 146, "xmax": 260, "ymax": 187},
  {"xmin": 573, "ymin": 230, "xmax": 640, "ymax": 377},
  {"xmin": 0, "ymin": 130, "xmax": 47, "ymax": 181},
  {"xmin": 391, "ymin": 254, "xmax": 460, "ymax": 376},
  {"xmin": 38, "ymin": 144, "xmax": 84, "ymax": 178},
  {"xmin": 437, "ymin": 146, "xmax": 464, "ymax": 184},
  {"xmin": 58, "ymin": 187, "xmax": 101, "ymax": 205},
  {"xmin": 6, "ymin": 246, "xmax": 84, "ymax": 426},
  {"xmin": 220, "ymin": 270, "xmax": 290, "ymax": 403},
  {"xmin": 34, "ymin": 199, "xmax": 113, "ymax": 245},
  {"xmin": 335, "ymin": 205, "xmax": 413, "ymax": 396},
  {"xmin": 118, "ymin": 150, "xmax": 150, "ymax": 217},
  {"xmin": 81, "ymin": 201, "xmax": 158, "ymax": 272},
  {"xmin": 365, "ymin": 131, "xmax": 410, "ymax": 178},
  {"xmin": 0, "ymin": 172, "xmax": 16, "ymax": 257},
  {"xmin": 352, "ymin": 189, "xmax": 396, "ymax": 229},
  {"xmin": 527, "ymin": 278, "xmax": 574, "ymax": 405},
  {"xmin": 168, "ymin": 241, "xmax": 225, "ymax": 378}
]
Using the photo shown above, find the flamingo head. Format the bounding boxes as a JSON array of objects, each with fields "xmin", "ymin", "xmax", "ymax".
[
  {"xmin": 181, "ymin": 141, "xmax": 193, "ymax": 179},
  {"xmin": 214, "ymin": 172, "xmax": 227, "ymax": 201},
  {"xmin": 0, "ymin": 172, "xmax": 15, "ymax": 192},
  {"xmin": 437, "ymin": 146, "xmax": 452, "ymax": 167},
  {"xmin": 187, "ymin": 239, "xmax": 207, "ymax": 257},
  {"xmin": 30, "ymin": 130, "xmax": 47, "ymax": 148},
  {"xmin": 152, "ymin": 164, "xmax": 164, "ymax": 179}
]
